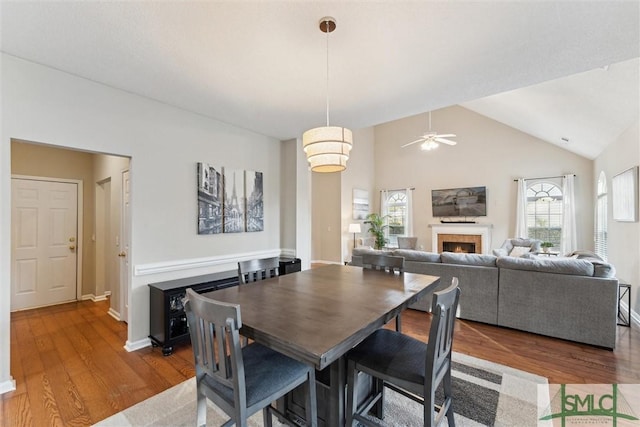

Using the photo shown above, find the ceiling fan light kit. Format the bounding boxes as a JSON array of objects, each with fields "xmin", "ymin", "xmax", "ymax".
[
  {"xmin": 302, "ymin": 16, "xmax": 353, "ymax": 173},
  {"xmin": 402, "ymin": 111, "xmax": 457, "ymax": 151}
]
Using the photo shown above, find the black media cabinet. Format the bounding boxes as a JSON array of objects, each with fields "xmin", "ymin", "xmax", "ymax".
[
  {"xmin": 148, "ymin": 257, "xmax": 302, "ymax": 356},
  {"xmin": 279, "ymin": 257, "xmax": 301, "ymax": 275},
  {"xmin": 148, "ymin": 270, "xmax": 238, "ymax": 356}
]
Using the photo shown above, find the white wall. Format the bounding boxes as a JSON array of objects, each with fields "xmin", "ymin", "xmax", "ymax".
[
  {"xmin": 1, "ymin": 54, "xmax": 284, "ymax": 390},
  {"xmin": 341, "ymin": 127, "xmax": 376, "ymax": 262},
  {"xmin": 374, "ymin": 106, "xmax": 595, "ymax": 252},
  {"xmin": 595, "ymin": 119, "xmax": 640, "ymax": 317}
]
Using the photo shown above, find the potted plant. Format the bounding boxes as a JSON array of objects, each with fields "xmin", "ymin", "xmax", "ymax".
[
  {"xmin": 541, "ymin": 242, "xmax": 554, "ymax": 253},
  {"xmin": 364, "ymin": 213, "xmax": 388, "ymax": 250}
]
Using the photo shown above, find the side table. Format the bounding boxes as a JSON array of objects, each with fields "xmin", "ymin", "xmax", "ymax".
[{"xmin": 617, "ymin": 283, "xmax": 631, "ymax": 327}]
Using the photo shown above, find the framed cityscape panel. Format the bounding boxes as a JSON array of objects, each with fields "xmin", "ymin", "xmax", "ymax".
[
  {"xmin": 245, "ymin": 170, "xmax": 264, "ymax": 232},
  {"xmin": 197, "ymin": 162, "xmax": 223, "ymax": 234},
  {"xmin": 223, "ymin": 168, "xmax": 245, "ymax": 233}
]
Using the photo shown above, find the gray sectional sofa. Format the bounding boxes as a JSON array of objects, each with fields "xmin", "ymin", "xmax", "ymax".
[{"xmin": 351, "ymin": 248, "xmax": 619, "ymax": 349}]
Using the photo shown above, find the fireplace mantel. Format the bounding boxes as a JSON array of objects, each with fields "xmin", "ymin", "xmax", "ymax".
[{"xmin": 429, "ymin": 223, "xmax": 493, "ymax": 254}]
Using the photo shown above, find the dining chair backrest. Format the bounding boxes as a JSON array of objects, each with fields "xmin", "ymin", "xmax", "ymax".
[
  {"xmin": 184, "ymin": 288, "xmax": 242, "ymax": 389},
  {"xmin": 362, "ymin": 253, "xmax": 404, "ymax": 274},
  {"xmin": 426, "ymin": 277, "xmax": 460, "ymax": 394},
  {"xmin": 362, "ymin": 253, "xmax": 405, "ymax": 331},
  {"xmin": 184, "ymin": 288, "xmax": 318, "ymax": 427},
  {"xmin": 344, "ymin": 277, "xmax": 460, "ymax": 427},
  {"xmin": 238, "ymin": 256, "xmax": 280, "ymax": 284}
]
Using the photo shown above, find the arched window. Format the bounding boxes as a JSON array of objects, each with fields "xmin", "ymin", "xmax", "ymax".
[
  {"xmin": 386, "ymin": 191, "xmax": 407, "ymax": 246},
  {"xmin": 595, "ymin": 171, "xmax": 608, "ymax": 260},
  {"xmin": 526, "ymin": 182, "xmax": 563, "ymax": 249}
]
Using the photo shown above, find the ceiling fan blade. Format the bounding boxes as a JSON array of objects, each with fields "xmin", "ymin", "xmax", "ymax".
[
  {"xmin": 435, "ymin": 137, "xmax": 457, "ymax": 146},
  {"xmin": 436, "ymin": 134, "xmax": 456, "ymax": 138},
  {"xmin": 401, "ymin": 138, "xmax": 425, "ymax": 148}
]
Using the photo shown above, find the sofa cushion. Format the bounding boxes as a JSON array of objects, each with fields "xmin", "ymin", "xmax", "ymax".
[
  {"xmin": 392, "ymin": 249, "xmax": 441, "ymax": 263},
  {"xmin": 496, "ymin": 256, "xmax": 595, "ymax": 276},
  {"xmin": 590, "ymin": 260, "xmax": 616, "ymax": 278},
  {"xmin": 509, "ymin": 246, "xmax": 531, "ymax": 257},
  {"xmin": 397, "ymin": 237, "xmax": 418, "ymax": 250},
  {"xmin": 440, "ymin": 252, "xmax": 497, "ymax": 267}
]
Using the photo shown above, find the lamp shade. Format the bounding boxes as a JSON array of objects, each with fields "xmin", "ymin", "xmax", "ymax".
[
  {"xmin": 348, "ymin": 223, "xmax": 361, "ymax": 233},
  {"xmin": 303, "ymin": 126, "xmax": 353, "ymax": 173}
]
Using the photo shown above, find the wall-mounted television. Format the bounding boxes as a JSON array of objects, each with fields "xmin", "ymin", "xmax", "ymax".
[{"xmin": 431, "ymin": 186, "xmax": 487, "ymax": 217}]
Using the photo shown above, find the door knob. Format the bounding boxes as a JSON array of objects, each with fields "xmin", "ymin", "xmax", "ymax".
[
  {"xmin": 69, "ymin": 245, "xmax": 76, "ymax": 250},
  {"xmin": 69, "ymin": 237, "xmax": 76, "ymax": 242}
]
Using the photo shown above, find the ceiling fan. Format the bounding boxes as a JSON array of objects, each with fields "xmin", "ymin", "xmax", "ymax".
[{"xmin": 401, "ymin": 111, "xmax": 457, "ymax": 151}]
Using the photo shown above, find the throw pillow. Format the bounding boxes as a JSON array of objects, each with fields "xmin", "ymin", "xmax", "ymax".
[{"xmin": 509, "ymin": 246, "xmax": 531, "ymax": 257}]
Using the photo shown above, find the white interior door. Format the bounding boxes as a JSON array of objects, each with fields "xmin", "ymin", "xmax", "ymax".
[
  {"xmin": 12, "ymin": 178, "xmax": 78, "ymax": 311},
  {"xmin": 119, "ymin": 169, "xmax": 131, "ymax": 323}
]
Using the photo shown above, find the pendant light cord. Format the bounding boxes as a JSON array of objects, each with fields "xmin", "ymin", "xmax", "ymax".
[{"xmin": 325, "ymin": 18, "xmax": 330, "ymax": 127}]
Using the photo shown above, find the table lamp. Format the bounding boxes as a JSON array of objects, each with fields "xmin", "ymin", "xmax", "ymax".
[{"xmin": 348, "ymin": 223, "xmax": 361, "ymax": 249}]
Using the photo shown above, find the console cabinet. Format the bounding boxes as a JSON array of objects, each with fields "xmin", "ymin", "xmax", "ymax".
[
  {"xmin": 148, "ymin": 258, "xmax": 302, "ymax": 356},
  {"xmin": 148, "ymin": 270, "xmax": 238, "ymax": 356}
]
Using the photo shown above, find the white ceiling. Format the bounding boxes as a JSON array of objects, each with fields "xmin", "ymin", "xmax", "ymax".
[{"xmin": 1, "ymin": 1, "xmax": 638, "ymax": 159}]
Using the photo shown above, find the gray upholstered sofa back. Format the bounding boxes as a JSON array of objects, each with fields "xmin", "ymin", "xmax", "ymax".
[{"xmin": 350, "ymin": 247, "xmax": 618, "ymax": 348}]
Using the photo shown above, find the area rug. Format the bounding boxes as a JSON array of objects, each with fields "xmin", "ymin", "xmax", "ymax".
[{"xmin": 94, "ymin": 352, "xmax": 548, "ymax": 427}]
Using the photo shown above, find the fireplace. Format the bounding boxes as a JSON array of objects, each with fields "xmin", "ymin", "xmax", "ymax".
[
  {"xmin": 442, "ymin": 241, "xmax": 476, "ymax": 253},
  {"xmin": 438, "ymin": 233, "xmax": 483, "ymax": 254},
  {"xmin": 430, "ymin": 224, "xmax": 492, "ymax": 255}
]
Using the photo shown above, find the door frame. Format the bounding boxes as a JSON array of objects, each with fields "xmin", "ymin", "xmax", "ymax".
[
  {"xmin": 120, "ymin": 168, "xmax": 131, "ymax": 323},
  {"xmin": 11, "ymin": 174, "xmax": 84, "ymax": 302}
]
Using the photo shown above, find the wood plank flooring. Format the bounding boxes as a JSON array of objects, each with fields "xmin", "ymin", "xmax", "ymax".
[{"xmin": 2, "ymin": 296, "xmax": 639, "ymax": 426}]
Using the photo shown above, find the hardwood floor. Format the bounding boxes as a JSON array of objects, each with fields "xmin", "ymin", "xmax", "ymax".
[{"xmin": 2, "ymin": 297, "xmax": 639, "ymax": 426}]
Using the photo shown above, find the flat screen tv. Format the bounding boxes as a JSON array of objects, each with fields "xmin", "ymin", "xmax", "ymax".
[{"xmin": 431, "ymin": 186, "xmax": 487, "ymax": 217}]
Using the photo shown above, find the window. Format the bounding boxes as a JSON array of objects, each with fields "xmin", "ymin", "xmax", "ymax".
[
  {"xmin": 526, "ymin": 182, "xmax": 563, "ymax": 249},
  {"xmin": 595, "ymin": 172, "xmax": 608, "ymax": 260},
  {"xmin": 385, "ymin": 191, "xmax": 407, "ymax": 246}
]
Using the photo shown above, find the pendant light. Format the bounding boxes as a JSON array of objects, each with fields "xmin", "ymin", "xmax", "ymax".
[{"xmin": 302, "ymin": 17, "xmax": 353, "ymax": 173}]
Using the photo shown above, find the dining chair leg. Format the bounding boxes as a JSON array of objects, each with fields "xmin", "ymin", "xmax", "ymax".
[
  {"xmin": 263, "ymin": 406, "xmax": 273, "ymax": 427},
  {"xmin": 395, "ymin": 312, "xmax": 402, "ymax": 332},
  {"xmin": 345, "ymin": 359, "xmax": 359, "ymax": 427},
  {"xmin": 372, "ymin": 377, "xmax": 385, "ymax": 418},
  {"xmin": 424, "ymin": 386, "xmax": 436, "ymax": 427},
  {"xmin": 196, "ymin": 389, "xmax": 207, "ymax": 427},
  {"xmin": 444, "ymin": 369, "xmax": 456, "ymax": 427}
]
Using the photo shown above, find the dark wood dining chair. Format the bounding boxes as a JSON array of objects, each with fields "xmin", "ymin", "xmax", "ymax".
[
  {"xmin": 362, "ymin": 253, "xmax": 405, "ymax": 331},
  {"xmin": 362, "ymin": 253, "xmax": 404, "ymax": 274},
  {"xmin": 237, "ymin": 256, "xmax": 280, "ymax": 284},
  {"xmin": 184, "ymin": 288, "xmax": 317, "ymax": 427},
  {"xmin": 345, "ymin": 277, "xmax": 460, "ymax": 427}
]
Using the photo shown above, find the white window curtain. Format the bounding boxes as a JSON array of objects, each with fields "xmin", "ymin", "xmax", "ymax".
[
  {"xmin": 405, "ymin": 187, "xmax": 414, "ymax": 237},
  {"xmin": 515, "ymin": 178, "xmax": 528, "ymax": 238},
  {"xmin": 380, "ymin": 189, "xmax": 389, "ymax": 242},
  {"xmin": 561, "ymin": 174, "xmax": 577, "ymax": 254}
]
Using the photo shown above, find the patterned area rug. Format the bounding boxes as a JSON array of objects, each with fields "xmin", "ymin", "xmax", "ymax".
[{"xmin": 94, "ymin": 352, "xmax": 548, "ymax": 427}]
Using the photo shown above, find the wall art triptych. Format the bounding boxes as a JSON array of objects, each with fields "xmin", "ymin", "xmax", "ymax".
[{"xmin": 197, "ymin": 163, "xmax": 264, "ymax": 235}]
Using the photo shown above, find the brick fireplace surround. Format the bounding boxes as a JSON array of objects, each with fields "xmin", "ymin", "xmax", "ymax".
[{"xmin": 430, "ymin": 224, "xmax": 492, "ymax": 255}]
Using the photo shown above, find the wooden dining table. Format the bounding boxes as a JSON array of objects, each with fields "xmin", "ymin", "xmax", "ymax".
[{"xmin": 204, "ymin": 264, "xmax": 441, "ymax": 426}]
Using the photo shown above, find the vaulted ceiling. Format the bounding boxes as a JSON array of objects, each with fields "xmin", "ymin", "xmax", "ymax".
[{"xmin": 1, "ymin": 1, "xmax": 638, "ymax": 159}]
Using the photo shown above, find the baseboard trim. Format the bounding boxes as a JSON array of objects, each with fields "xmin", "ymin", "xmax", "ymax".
[
  {"xmin": 107, "ymin": 308, "xmax": 121, "ymax": 321},
  {"xmin": 125, "ymin": 337, "xmax": 151, "ymax": 352},
  {"xmin": 310, "ymin": 260, "xmax": 343, "ymax": 265},
  {"xmin": 620, "ymin": 300, "xmax": 640, "ymax": 328},
  {"xmin": 134, "ymin": 249, "xmax": 282, "ymax": 276},
  {"xmin": 0, "ymin": 377, "xmax": 16, "ymax": 395},
  {"xmin": 81, "ymin": 293, "xmax": 109, "ymax": 302}
]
